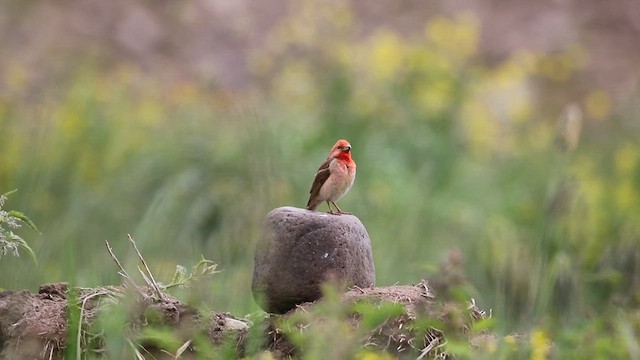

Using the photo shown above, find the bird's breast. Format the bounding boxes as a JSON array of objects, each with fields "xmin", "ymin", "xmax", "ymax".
[{"xmin": 318, "ymin": 158, "xmax": 355, "ymax": 202}]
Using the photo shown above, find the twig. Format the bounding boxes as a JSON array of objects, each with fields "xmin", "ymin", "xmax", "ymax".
[
  {"xmin": 417, "ymin": 336, "xmax": 443, "ymax": 360},
  {"xmin": 175, "ymin": 340, "xmax": 192, "ymax": 359},
  {"xmin": 138, "ymin": 267, "xmax": 158, "ymax": 294},
  {"xmin": 126, "ymin": 339, "xmax": 146, "ymax": 360},
  {"xmin": 128, "ymin": 234, "xmax": 164, "ymax": 300},
  {"xmin": 104, "ymin": 240, "xmax": 137, "ymax": 288},
  {"xmin": 417, "ymin": 328, "xmax": 448, "ymax": 360}
]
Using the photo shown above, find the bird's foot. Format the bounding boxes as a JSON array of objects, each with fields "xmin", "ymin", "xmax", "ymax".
[
  {"xmin": 329, "ymin": 202, "xmax": 350, "ymax": 215},
  {"xmin": 327, "ymin": 210, "xmax": 351, "ymax": 215}
]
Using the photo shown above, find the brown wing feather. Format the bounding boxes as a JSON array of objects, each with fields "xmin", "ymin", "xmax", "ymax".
[{"xmin": 306, "ymin": 159, "xmax": 332, "ymax": 209}]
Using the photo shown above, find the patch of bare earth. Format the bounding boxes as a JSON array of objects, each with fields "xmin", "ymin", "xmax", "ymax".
[
  {"xmin": 267, "ymin": 281, "xmax": 494, "ymax": 359},
  {"xmin": 1, "ymin": 280, "xmax": 492, "ymax": 359},
  {"xmin": 0, "ymin": 283, "xmax": 69, "ymax": 359},
  {"xmin": 0, "ymin": 283, "xmax": 248, "ymax": 359}
]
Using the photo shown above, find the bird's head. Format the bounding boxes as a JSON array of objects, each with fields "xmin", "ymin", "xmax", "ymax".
[{"xmin": 329, "ymin": 139, "xmax": 353, "ymax": 160}]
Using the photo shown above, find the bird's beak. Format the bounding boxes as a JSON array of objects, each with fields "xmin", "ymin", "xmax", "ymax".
[{"xmin": 344, "ymin": 145, "xmax": 351, "ymax": 152}]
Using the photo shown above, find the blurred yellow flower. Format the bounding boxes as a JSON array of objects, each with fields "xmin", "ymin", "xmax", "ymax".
[
  {"xmin": 494, "ymin": 58, "xmax": 530, "ymax": 87},
  {"xmin": 137, "ymin": 99, "xmax": 162, "ymax": 125},
  {"xmin": 426, "ymin": 13, "xmax": 479, "ymax": 60},
  {"xmin": 355, "ymin": 351, "xmax": 394, "ymax": 360},
  {"xmin": 369, "ymin": 31, "xmax": 404, "ymax": 81},
  {"xmin": 58, "ymin": 108, "xmax": 84, "ymax": 140},
  {"xmin": 615, "ymin": 143, "xmax": 638, "ymax": 176},
  {"xmin": 273, "ymin": 61, "xmax": 317, "ymax": 109},
  {"xmin": 461, "ymin": 99, "xmax": 498, "ymax": 158},
  {"xmin": 415, "ymin": 79, "xmax": 453, "ymax": 115},
  {"xmin": 584, "ymin": 90, "xmax": 611, "ymax": 121},
  {"xmin": 616, "ymin": 180, "xmax": 637, "ymax": 211},
  {"xmin": 530, "ymin": 330, "xmax": 551, "ymax": 360},
  {"xmin": 535, "ymin": 47, "xmax": 585, "ymax": 82},
  {"xmin": 527, "ymin": 123, "xmax": 553, "ymax": 151}
]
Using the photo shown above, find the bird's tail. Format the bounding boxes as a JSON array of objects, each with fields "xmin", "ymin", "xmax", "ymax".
[{"xmin": 306, "ymin": 198, "xmax": 318, "ymax": 211}]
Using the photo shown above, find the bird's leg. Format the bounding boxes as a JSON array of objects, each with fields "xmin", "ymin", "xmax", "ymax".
[
  {"xmin": 326, "ymin": 201, "xmax": 335, "ymax": 214},
  {"xmin": 331, "ymin": 202, "xmax": 351, "ymax": 215}
]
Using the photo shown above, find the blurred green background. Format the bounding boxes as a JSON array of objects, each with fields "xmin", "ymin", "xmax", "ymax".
[{"xmin": 1, "ymin": 0, "xmax": 640, "ymax": 356}]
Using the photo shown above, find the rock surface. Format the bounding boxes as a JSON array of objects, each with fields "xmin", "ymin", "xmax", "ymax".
[{"xmin": 252, "ymin": 206, "xmax": 375, "ymax": 314}]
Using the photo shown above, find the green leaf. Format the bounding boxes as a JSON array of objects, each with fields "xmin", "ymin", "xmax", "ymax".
[
  {"xmin": 138, "ymin": 327, "xmax": 182, "ymax": 353},
  {"xmin": 7, "ymin": 210, "xmax": 40, "ymax": 233},
  {"xmin": 7, "ymin": 231, "xmax": 38, "ymax": 264},
  {"xmin": 471, "ymin": 317, "xmax": 496, "ymax": 332}
]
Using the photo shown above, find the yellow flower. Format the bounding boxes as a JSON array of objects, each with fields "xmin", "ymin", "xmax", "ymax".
[
  {"xmin": 530, "ymin": 330, "xmax": 551, "ymax": 360},
  {"xmin": 615, "ymin": 180, "xmax": 637, "ymax": 211},
  {"xmin": 615, "ymin": 143, "xmax": 638, "ymax": 176},
  {"xmin": 426, "ymin": 13, "xmax": 479, "ymax": 60},
  {"xmin": 461, "ymin": 99, "xmax": 499, "ymax": 158},
  {"xmin": 355, "ymin": 351, "xmax": 394, "ymax": 360},
  {"xmin": 584, "ymin": 90, "xmax": 611, "ymax": 121},
  {"xmin": 369, "ymin": 31, "xmax": 404, "ymax": 81}
]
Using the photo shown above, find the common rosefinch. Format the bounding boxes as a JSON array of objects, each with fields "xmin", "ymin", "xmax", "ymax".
[{"xmin": 306, "ymin": 139, "xmax": 356, "ymax": 214}]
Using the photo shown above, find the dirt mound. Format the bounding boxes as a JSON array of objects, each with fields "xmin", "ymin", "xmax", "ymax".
[
  {"xmin": 0, "ymin": 281, "xmax": 490, "ymax": 359},
  {"xmin": 340, "ymin": 282, "xmax": 435, "ymax": 317},
  {"xmin": 266, "ymin": 281, "xmax": 489, "ymax": 359},
  {"xmin": 0, "ymin": 283, "xmax": 69, "ymax": 359},
  {"xmin": 0, "ymin": 283, "xmax": 248, "ymax": 359}
]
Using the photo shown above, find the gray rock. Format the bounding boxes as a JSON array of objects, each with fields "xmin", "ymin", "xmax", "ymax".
[{"xmin": 252, "ymin": 206, "xmax": 376, "ymax": 314}]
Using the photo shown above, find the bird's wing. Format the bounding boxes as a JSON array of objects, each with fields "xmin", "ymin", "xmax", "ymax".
[{"xmin": 308, "ymin": 158, "xmax": 332, "ymax": 197}]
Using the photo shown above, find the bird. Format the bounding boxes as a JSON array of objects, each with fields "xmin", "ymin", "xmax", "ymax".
[{"xmin": 306, "ymin": 139, "xmax": 356, "ymax": 214}]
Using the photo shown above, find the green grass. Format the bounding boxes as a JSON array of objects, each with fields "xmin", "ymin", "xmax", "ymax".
[{"xmin": 1, "ymin": 9, "xmax": 640, "ymax": 358}]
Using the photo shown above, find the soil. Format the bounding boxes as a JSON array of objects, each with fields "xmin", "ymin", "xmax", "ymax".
[
  {"xmin": 266, "ymin": 281, "xmax": 455, "ymax": 359},
  {"xmin": 0, "ymin": 282, "xmax": 248, "ymax": 359},
  {"xmin": 0, "ymin": 283, "xmax": 69, "ymax": 359},
  {"xmin": 0, "ymin": 280, "xmax": 488, "ymax": 359}
]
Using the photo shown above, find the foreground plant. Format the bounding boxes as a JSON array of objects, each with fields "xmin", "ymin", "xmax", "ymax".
[
  {"xmin": 0, "ymin": 190, "xmax": 39, "ymax": 263},
  {"xmin": 64, "ymin": 236, "xmax": 225, "ymax": 358}
]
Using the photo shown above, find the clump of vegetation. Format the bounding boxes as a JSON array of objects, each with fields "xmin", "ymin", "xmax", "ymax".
[
  {"xmin": 69, "ymin": 236, "xmax": 223, "ymax": 359},
  {"xmin": 0, "ymin": 190, "xmax": 38, "ymax": 263}
]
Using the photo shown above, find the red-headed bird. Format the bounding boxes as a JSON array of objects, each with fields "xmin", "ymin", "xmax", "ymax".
[{"xmin": 306, "ymin": 139, "xmax": 356, "ymax": 214}]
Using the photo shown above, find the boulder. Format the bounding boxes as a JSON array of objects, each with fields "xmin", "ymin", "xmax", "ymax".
[{"xmin": 252, "ymin": 206, "xmax": 375, "ymax": 314}]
